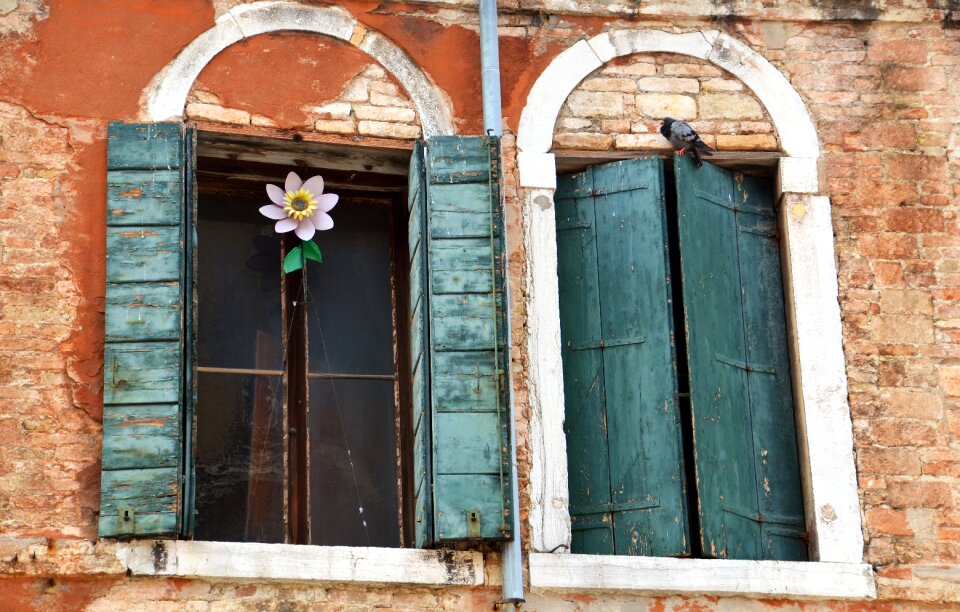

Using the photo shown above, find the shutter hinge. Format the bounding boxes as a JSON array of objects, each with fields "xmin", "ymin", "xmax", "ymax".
[{"xmin": 118, "ymin": 507, "xmax": 135, "ymax": 536}]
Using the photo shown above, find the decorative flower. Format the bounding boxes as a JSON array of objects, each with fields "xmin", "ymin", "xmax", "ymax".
[{"xmin": 259, "ymin": 171, "xmax": 338, "ymax": 241}]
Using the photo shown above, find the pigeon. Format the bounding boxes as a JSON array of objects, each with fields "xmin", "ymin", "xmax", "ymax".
[{"xmin": 660, "ymin": 118, "xmax": 715, "ymax": 168}]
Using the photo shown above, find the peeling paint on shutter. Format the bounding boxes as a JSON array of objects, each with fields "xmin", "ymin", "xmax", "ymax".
[
  {"xmin": 425, "ymin": 136, "xmax": 512, "ymax": 542},
  {"xmin": 556, "ymin": 158, "xmax": 690, "ymax": 557},
  {"xmin": 674, "ymin": 154, "xmax": 807, "ymax": 561},
  {"xmin": 100, "ymin": 122, "xmax": 192, "ymax": 538}
]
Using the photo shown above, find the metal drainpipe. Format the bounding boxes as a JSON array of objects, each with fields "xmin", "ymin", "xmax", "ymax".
[{"xmin": 479, "ymin": 0, "xmax": 524, "ymax": 609}]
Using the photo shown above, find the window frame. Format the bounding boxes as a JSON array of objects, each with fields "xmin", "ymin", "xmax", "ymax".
[
  {"xmin": 516, "ymin": 27, "xmax": 874, "ymax": 600},
  {"xmin": 103, "ymin": 127, "xmax": 511, "ymax": 586},
  {"xmin": 520, "ymin": 154, "xmax": 875, "ymax": 600}
]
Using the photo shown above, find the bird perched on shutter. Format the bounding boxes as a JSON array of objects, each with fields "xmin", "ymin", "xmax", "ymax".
[{"xmin": 660, "ymin": 118, "xmax": 715, "ymax": 168}]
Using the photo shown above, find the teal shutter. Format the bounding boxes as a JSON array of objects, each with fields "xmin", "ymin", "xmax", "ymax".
[
  {"xmin": 555, "ymin": 158, "xmax": 689, "ymax": 556},
  {"xmin": 100, "ymin": 122, "xmax": 193, "ymax": 538},
  {"xmin": 422, "ymin": 136, "xmax": 512, "ymax": 541},
  {"xmin": 674, "ymin": 154, "xmax": 807, "ymax": 560},
  {"xmin": 408, "ymin": 140, "xmax": 433, "ymax": 547}
]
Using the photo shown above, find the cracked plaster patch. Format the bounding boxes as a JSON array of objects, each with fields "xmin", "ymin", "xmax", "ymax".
[{"xmin": 0, "ymin": 0, "xmax": 47, "ymax": 36}]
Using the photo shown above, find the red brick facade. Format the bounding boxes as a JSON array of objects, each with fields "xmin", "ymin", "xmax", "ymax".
[{"xmin": 1, "ymin": 0, "xmax": 959, "ymax": 609}]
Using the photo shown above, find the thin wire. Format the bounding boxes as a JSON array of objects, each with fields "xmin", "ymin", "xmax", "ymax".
[{"xmin": 300, "ymin": 264, "xmax": 372, "ymax": 545}]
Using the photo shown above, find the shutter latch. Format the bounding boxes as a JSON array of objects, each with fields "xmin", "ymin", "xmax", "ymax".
[
  {"xmin": 118, "ymin": 507, "xmax": 135, "ymax": 536},
  {"xmin": 466, "ymin": 510, "xmax": 481, "ymax": 538}
]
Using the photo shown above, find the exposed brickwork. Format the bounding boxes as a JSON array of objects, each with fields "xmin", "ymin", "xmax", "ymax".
[
  {"xmin": 187, "ymin": 63, "xmax": 422, "ymax": 141},
  {"xmin": 553, "ymin": 53, "xmax": 779, "ymax": 152},
  {"xmin": 1, "ymin": 0, "xmax": 960, "ymax": 608},
  {"xmin": 0, "ymin": 102, "xmax": 103, "ymax": 539},
  {"xmin": 756, "ymin": 20, "xmax": 960, "ymax": 603}
]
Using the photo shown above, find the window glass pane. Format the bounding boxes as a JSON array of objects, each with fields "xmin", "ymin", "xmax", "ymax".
[
  {"xmin": 194, "ymin": 372, "xmax": 285, "ymax": 543},
  {"xmin": 303, "ymin": 199, "xmax": 399, "ymax": 547},
  {"xmin": 308, "ymin": 379, "xmax": 399, "ymax": 547},
  {"xmin": 197, "ymin": 195, "xmax": 283, "ymax": 371},
  {"xmin": 195, "ymin": 194, "xmax": 285, "ymax": 542},
  {"xmin": 305, "ymin": 200, "xmax": 394, "ymax": 376}
]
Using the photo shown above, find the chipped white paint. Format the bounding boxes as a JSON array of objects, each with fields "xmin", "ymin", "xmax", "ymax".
[
  {"xmin": 358, "ymin": 30, "xmax": 454, "ymax": 137},
  {"xmin": 517, "ymin": 152, "xmax": 557, "ymax": 189},
  {"xmin": 518, "ymin": 28, "xmax": 866, "ymax": 596},
  {"xmin": 778, "ymin": 157, "xmax": 820, "ymax": 195},
  {"xmin": 780, "ymin": 194, "xmax": 863, "ymax": 564},
  {"xmin": 704, "ymin": 33, "xmax": 819, "ymax": 159},
  {"xmin": 143, "ymin": 1, "xmax": 453, "ymax": 136},
  {"xmin": 117, "ymin": 540, "xmax": 484, "ymax": 586},
  {"xmin": 525, "ymin": 186, "xmax": 570, "ymax": 555},
  {"xmin": 529, "ymin": 553, "xmax": 876, "ymax": 600},
  {"xmin": 517, "ymin": 40, "xmax": 602, "ymax": 156}
]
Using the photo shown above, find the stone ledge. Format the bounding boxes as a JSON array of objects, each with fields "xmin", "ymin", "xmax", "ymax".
[
  {"xmin": 0, "ymin": 538, "xmax": 127, "ymax": 576},
  {"xmin": 117, "ymin": 541, "xmax": 485, "ymax": 586},
  {"xmin": 529, "ymin": 553, "xmax": 876, "ymax": 600}
]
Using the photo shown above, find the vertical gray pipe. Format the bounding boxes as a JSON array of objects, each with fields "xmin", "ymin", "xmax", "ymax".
[
  {"xmin": 480, "ymin": 0, "xmax": 503, "ymax": 136},
  {"xmin": 479, "ymin": 0, "xmax": 524, "ymax": 609}
]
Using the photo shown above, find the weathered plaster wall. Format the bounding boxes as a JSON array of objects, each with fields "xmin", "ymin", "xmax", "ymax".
[
  {"xmin": 184, "ymin": 33, "xmax": 423, "ymax": 138},
  {"xmin": 0, "ymin": 0, "xmax": 959, "ymax": 609}
]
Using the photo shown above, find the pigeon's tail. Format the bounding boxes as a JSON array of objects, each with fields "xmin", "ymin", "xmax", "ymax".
[
  {"xmin": 695, "ymin": 139, "xmax": 715, "ymax": 156},
  {"xmin": 691, "ymin": 147, "xmax": 704, "ymax": 168}
]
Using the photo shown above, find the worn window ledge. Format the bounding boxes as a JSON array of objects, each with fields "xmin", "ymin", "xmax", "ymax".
[
  {"xmin": 116, "ymin": 541, "xmax": 484, "ymax": 586},
  {"xmin": 529, "ymin": 553, "xmax": 876, "ymax": 600}
]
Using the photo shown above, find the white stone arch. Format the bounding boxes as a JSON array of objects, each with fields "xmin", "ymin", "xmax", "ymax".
[
  {"xmin": 519, "ymin": 29, "xmax": 873, "ymax": 599},
  {"xmin": 141, "ymin": 1, "xmax": 454, "ymax": 137}
]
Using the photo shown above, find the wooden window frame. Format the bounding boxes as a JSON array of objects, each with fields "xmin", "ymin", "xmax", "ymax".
[{"xmin": 191, "ymin": 126, "xmax": 415, "ymax": 547}]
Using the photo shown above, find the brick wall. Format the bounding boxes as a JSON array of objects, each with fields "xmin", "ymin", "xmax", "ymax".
[
  {"xmin": 772, "ymin": 21, "xmax": 960, "ymax": 601},
  {"xmin": 0, "ymin": 102, "xmax": 104, "ymax": 539},
  {"xmin": 1, "ymin": 0, "xmax": 960, "ymax": 608},
  {"xmin": 554, "ymin": 52, "xmax": 778, "ymax": 152}
]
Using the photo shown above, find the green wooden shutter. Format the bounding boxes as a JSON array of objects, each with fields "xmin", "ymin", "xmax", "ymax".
[
  {"xmin": 555, "ymin": 158, "xmax": 690, "ymax": 557},
  {"xmin": 674, "ymin": 154, "xmax": 806, "ymax": 560},
  {"xmin": 408, "ymin": 140, "xmax": 433, "ymax": 547},
  {"xmin": 423, "ymin": 136, "xmax": 512, "ymax": 542},
  {"xmin": 100, "ymin": 122, "xmax": 193, "ymax": 538}
]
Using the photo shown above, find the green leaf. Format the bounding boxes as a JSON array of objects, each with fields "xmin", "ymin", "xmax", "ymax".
[
  {"xmin": 283, "ymin": 246, "xmax": 304, "ymax": 274},
  {"xmin": 302, "ymin": 239, "xmax": 323, "ymax": 263}
]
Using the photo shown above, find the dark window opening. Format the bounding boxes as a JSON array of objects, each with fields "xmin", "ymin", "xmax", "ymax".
[
  {"xmin": 662, "ymin": 164, "xmax": 702, "ymax": 559},
  {"xmin": 192, "ymin": 130, "xmax": 413, "ymax": 547}
]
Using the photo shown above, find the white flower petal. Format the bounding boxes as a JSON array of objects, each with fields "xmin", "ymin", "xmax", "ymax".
[
  {"xmin": 301, "ymin": 176, "xmax": 324, "ymax": 197},
  {"xmin": 259, "ymin": 204, "xmax": 287, "ymax": 220},
  {"xmin": 266, "ymin": 184, "xmax": 285, "ymax": 205},
  {"xmin": 312, "ymin": 212, "xmax": 334, "ymax": 231},
  {"xmin": 295, "ymin": 220, "xmax": 316, "ymax": 241},
  {"xmin": 275, "ymin": 218, "xmax": 298, "ymax": 233},
  {"xmin": 316, "ymin": 193, "xmax": 339, "ymax": 212},
  {"xmin": 285, "ymin": 171, "xmax": 302, "ymax": 193}
]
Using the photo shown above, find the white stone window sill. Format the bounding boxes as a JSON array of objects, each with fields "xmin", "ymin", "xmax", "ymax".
[
  {"xmin": 529, "ymin": 553, "xmax": 876, "ymax": 600},
  {"xmin": 117, "ymin": 540, "xmax": 484, "ymax": 586}
]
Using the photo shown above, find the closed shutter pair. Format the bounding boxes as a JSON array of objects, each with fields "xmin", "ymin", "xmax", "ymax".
[
  {"xmin": 557, "ymin": 156, "xmax": 806, "ymax": 561},
  {"xmin": 99, "ymin": 122, "xmax": 513, "ymax": 546}
]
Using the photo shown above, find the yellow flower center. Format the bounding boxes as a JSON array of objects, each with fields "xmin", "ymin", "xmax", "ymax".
[{"xmin": 283, "ymin": 189, "xmax": 318, "ymax": 220}]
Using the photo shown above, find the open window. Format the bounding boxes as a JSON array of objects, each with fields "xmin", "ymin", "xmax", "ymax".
[
  {"xmin": 99, "ymin": 123, "xmax": 513, "ymax": 548},
  {"xmin": 555, "ymin": 154, "xmax": 805, "ymax": 561},
  {"xmin": 190, "ymin": 131, "xmax": 408, "ymax": 546}
]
